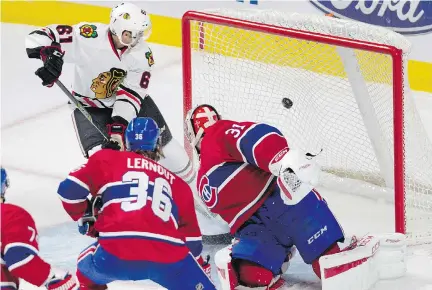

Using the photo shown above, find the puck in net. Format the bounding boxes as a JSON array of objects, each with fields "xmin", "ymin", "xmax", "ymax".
[{"xmin": 282, "ymin": 97, "xmax": 293, "ymax": 109}]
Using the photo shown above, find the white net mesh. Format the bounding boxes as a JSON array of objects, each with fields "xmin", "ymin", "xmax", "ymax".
[{"xmin": 184, "ymin": 9, "xmax": 432, "ymax": 244}]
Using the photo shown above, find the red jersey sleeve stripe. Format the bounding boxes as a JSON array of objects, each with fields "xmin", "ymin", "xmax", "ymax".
[{"xmin": 98, "ymin": 231, "xmax": 185, "ymax": 246}]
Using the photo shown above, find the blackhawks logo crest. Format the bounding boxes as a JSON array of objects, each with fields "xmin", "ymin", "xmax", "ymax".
[
  {"xmin": 90, "ymin": 68, "xmax": 127, "ymax": 99},
  {"xmin": 79, "ymin": 24, "xmax": 98, "ymax": 38},
  {"xmin": 145, "ymin": 49, "xmax": 154, "ymax": 67}
]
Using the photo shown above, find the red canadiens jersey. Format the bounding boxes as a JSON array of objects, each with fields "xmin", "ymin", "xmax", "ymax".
[
  {"xmin": 197, "ymin": 120, "xmax": 290, "ymax": 233},
  {"xmin": 57, "ymin": 149, "xmax": 203, "ymax": 263},
  {"xmin": 1, "ymin": 203, "xmax": 51, "ymax": 289}
]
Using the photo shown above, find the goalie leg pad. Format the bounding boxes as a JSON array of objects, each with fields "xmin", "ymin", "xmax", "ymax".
[
  {"xmin": 375, "ymin": 233, "xmax": 407, "ymax": 280},
  {"xmin": 275, "ymin": 188, "xmax": 345, "ymax": 264},
  {"xmin": 319, "ymin": 233, "xmax": 406, "ymax": 290}
]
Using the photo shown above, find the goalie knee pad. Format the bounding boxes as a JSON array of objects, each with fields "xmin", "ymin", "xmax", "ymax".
[
  {"xmin": 214, "ymin": 244, "xmax": 288, "ymax": 290},
  {"xmin": 237, "ymin": 259, "xmax": 273, "ymax": 287},
  {"xmin": 231, "ymin": 236, "xmax": 289, "ymax": 275},
  {"xmin": 76, "ymin": 271, "xmax": 107, "ymax": 290}
]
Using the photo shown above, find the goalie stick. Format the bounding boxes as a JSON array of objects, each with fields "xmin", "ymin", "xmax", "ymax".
[{"xmin": 55, "ymin": 80, "xmax": 109, "ymax": 141}]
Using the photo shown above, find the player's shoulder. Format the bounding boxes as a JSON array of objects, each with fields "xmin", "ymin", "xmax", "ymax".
[
  {"xmin": 73, "ymin": 22, "xmax": 107, "ymax": 40},
  {"xmin": 205, "ymin": 120, "xmax": 255, "ymax": 135},
  {"xmin": 1, "ymin": 203, "xmax": 35, "ymax": 225},
  {"xmin": 172, "ymin": 170, "xmax": 190, "ymax": 189},
  {"xmin": 171, "ymin": 171, "xmax": 193, "ymax": 201},
  {"xmin": 1, "ymin": 203, "xmax": 30, "ymax": 216},
  {"xmin": 128, "ymin": 41, "xmax": 154, "ymax": 69},
  {"xmin": 89, "ymin": 148, "xmax": 123, "ymax": 162}
]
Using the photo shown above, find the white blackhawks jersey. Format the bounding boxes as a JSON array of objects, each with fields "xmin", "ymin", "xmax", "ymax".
[{"xmin": 25, "ymin": 22, "xmax": 155, "ymax": 122}]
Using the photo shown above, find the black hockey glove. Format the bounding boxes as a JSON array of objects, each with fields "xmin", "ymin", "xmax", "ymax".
[
  {"xmin": 101, "ymin": 138, "xmax": 122, "ymax": 151},
  {"xmin": 35, "ymin": 44, "xmax": 64, "ymax": 87},
  {"xmin": 78, "ymin": 196, "xmax": 103, "ymax": 238},
  {"xmin": 102, "ymin": 122, "xmax": 127, "ymax": 151}
]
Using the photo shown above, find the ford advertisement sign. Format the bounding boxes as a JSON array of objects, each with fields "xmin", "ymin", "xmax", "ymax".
[{"xmin": 310, "ymin": 0, "xmax": 432, "ymax": 35}]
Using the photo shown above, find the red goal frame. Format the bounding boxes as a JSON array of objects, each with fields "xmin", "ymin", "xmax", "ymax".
[{"xmin": 181, "ymin": 10, "xmax": 406, "ymax": 234}]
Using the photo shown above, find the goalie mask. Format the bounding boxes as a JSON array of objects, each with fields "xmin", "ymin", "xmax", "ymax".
[{"xmin": 185, "ymin": 104, "xmax": 221, "ymax": 148}]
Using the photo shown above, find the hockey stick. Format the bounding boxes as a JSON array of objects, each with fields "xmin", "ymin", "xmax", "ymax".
[{"xmin": 55, "ymin": 80, "xmax": 109, "ymax": 141}]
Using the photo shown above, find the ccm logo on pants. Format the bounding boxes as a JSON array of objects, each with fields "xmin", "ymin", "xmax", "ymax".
[{"xmin": 308, "ymin": 225, "xmax": 328, "ymax": 244}]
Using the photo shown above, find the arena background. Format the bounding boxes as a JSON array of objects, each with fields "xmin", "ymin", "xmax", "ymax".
[{"xmin": 2, "ymin": 0, "xmax": 431, "ymax": 93}]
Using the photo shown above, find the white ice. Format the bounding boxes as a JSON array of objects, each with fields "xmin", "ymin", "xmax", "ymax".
[{"xmin": 1, "ymin": 23, "xmax": 432, "ymax": 289}]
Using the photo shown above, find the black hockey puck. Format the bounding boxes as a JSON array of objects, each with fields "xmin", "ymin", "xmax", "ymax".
[{"xmin": 282, "ymin": 97, "xmax": 293, "ymax": 109}]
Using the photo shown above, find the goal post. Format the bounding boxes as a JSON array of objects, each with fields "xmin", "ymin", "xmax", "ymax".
[{"xmin": 182, "ymin": 9, "xmax": 432, "ymax": 244}]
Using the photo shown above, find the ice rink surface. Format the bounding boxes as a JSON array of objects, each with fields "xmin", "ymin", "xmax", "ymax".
[{"xmin": 1, "ymin": 23, "xmax": 432, "ymax": 289}]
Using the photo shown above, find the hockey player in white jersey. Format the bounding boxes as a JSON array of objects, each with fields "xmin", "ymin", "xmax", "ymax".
[
  {"xmin": 25, "ymin": 2, "xmax": 184, "ymax": 167},
  {"xmin": 25, "ymin": 2, "xmax": 230, "ymax": 239}
]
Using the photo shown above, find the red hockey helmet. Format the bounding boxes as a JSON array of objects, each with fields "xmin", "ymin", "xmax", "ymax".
[{"xmin": 185, "ymin": 104, "xmax": 221, "ymax": 147}]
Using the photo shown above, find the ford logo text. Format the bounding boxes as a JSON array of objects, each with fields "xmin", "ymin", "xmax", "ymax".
[{"xmin": 310, "ymin": 0, "xmax": 432, "ymax": 35}]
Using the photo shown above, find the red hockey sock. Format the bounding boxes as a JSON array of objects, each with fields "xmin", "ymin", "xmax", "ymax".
[
  {"xmin": 76, "ymin": 270, "xmax": 107, "ymax": 290},
  {"xmin": 238, "ymin": 259, "xmax": 273, "ymax": 287},
  {"xmin": 312, "ymin": 243, "xmax": 341, "ymax": 279}
]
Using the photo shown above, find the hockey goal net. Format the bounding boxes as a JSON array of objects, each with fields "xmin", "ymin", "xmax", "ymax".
[{"xmin": 182, "ymin": 9, "xmax": 432, "ymax": 245}]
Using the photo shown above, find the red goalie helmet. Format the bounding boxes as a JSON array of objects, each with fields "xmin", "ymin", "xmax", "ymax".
[{"xmin": 185, "ymin": 104, "xmax": 221, "ymax": 147}]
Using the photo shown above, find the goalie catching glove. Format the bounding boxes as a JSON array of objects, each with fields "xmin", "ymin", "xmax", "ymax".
[{"xmin": 269, "ymin": 148, "xmax": 321, "ymax": 186}]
